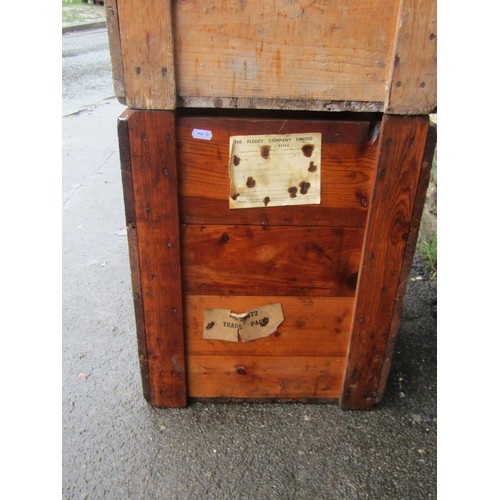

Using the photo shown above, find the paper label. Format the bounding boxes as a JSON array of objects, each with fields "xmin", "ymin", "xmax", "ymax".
[
  {"xmin": 229, "ymin": 133, "xmax": 321, "ymax": 209},
  {"xmin": 192, "ymin": 128, "xmax": 212, "ymax": 140},
  {"xmin": 203, "ymin": 304, "xmax": 284, "ymax": 342}
]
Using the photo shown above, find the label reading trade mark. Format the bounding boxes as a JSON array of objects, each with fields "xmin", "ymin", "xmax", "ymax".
[
  {"xmin": 203, "ymin": 303, "xmax": 284, "ymax": 342},
  {"xmin": 192, "ymin": 128, "xmax": 212, "ymax": 140}
]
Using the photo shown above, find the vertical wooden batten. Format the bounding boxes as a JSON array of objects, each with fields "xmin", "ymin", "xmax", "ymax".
[
  {"xmin": 376, "ymin": 123, "xmax": 437, "ymax": 403},
  {"xmin": 385, "ymin": 0, "xmax": 437, "ymax": 114},
  {"xmin": 340, "ymin": 114, "xmax": 429, "ymax": 409},
  {"xmin": 104, "ymin": 0, "xmax": 126, "ymax": 104},
  {"xmin": 116, "ymin": 0, "xmax": 177, "ymax": 109},
  {"xmin": 118, "ymin": 110, "xmax": 150, "ymax": 401},
  {"xmin": 125, "ymin": 110, "xmax": 186, "ymax": 407}
]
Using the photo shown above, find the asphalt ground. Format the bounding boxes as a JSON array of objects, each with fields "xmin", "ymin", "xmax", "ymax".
[{"xmin": 58, "ymin": 23, "xmax": 438, "ymax": 499}]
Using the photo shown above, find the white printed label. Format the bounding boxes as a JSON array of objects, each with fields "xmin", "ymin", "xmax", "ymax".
[
  {"xmin": 228, "ymin": 132, "xmax": 322, "ymax": 209},
  {"xmin": 192, "ymin": 128, "xmax": 212, "ymax": 140}
]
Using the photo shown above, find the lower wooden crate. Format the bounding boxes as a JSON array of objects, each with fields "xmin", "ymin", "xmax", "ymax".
[{"xmin": 117, "ymin": 108, "xmax": 435, "ymax": 409}]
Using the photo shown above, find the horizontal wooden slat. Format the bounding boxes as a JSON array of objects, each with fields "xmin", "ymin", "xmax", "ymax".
[
  {"xmin": 181, "ymin": 225, "xmax": 363, "ymax": 296},
  {"xmin": 177, "ymin": 115, "xmax": 378, "ymax": 226},
  {"xmin": 187, "ymin": 355, "xmax": 345, "ymax": 399},
  {"xmin": 174, "ymin": 0, "xmax": 399, "ymax": 104},
  {"xmin": 185, "ymin": 295, "xmax": 353, "ymax": 357}
]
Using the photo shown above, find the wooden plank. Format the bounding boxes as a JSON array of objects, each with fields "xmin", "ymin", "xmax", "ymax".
[
  {"xmin": 178, "ymin": 96, "xmax": 384, "ymax": 114},
  {"xmin": 117, "ymin": 0, "xmax": 176, "ymax": 109},
  {"xmin": 181, "ymin": 225, "xmax": 363, "ymax": 297},
  {"xmin": 174, "ymin": 0, "xmax": 400, "ymax": 104},
  {"xmin": 385, "ymin": 0, "xmax": 437, "ymax": 114},
  {"xmin": 187, "ymin": 355, "xmax": 345, "ymax": 400},
  {"xmin": 340, "ymin": 114, "xmax": 429, "ymax": 409},
  {"xmin": 185, "ymin": 295, "xmax": 353, "ymax": 357},
  {"xmin": 177, "ymin": 114, "xmax": 378, "ymax": 227},
  {"xmin": 104, "ymin": 0, "xmax": 125, "ymax": 104},
  {"xmin": 117, "ymin": 110, "xmax": 150, "ymax": 401},
  {"xmin": 127, "ymin": 110, "xmax": 186, "ymax": 407},
  {"xmin": 117, "ymin": 109, "xmax": 135, "ymax": 227},
  {"xmin": 376, "ymin": 123, "xmax": 436, "ymax": 402}
]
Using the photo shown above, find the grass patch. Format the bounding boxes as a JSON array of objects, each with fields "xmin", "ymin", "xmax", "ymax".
[
  {"xmin": 62, "ymin": 1, "xmax": 105, "ymax": 25},
  {"xmin": 418, "ymin": 236, "xmax": 437, "ymax": 278}
]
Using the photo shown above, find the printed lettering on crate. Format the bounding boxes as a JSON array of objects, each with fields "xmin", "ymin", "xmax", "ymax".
[{"xmin": 229, "ymin": 133, "xmax": 321, "ymax": 209}]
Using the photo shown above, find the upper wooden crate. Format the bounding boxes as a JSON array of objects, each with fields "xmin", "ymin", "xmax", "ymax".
[{"xmin": 105, "ymin": 0, "xmax": 436, "ymax": 114}]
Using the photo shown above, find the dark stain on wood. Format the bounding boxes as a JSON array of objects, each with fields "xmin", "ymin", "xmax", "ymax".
[
  {"xmin": 296, "ymin": 319, "xmax": 306, "ymax": 329},
  {"xmin": 347, "ymin": 272, "xmax": 358, "ymax": 290},
  {"xmin": 356, "ymin": 192, "xmax": 369, "ymax": 207},
  {"xmin": 219, "ymin": 232, "xmax": 230, "ymax": 244}
]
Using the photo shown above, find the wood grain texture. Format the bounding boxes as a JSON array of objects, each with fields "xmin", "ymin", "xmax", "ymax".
[
  {"xmin": 117, "ymin": 111, "xmax": 150, "ymax": 401},
  {"xmin": 178, "ymin": 96, "xmax": 384, "ymax": 113},
  {"xmin": 181, "ymin": 225, "xmax": 363, "ymax": 297},
  {"xmin": 104, "ymin": 0, "xmax": 125, "ymax": 103},
  {"xmin": 185, "ymin": 295, "xmax": 353, "ymax": 357},
  {"xmin": 385, "ymin": 0, "xmax": 437, "ymax": 113},
  {"xmin": 187, "ymin": 355, "xmax": 345, "ymax": 399},
  {"xmin": 340, "ymin": 114, "xmax": 429, "ymax": 409},
  {"xmin": 376, "ymin": 123, "xmax": 436, "ymax": 402},
  {"xmin": 117, "ymin": 0, "xmax": 176, "ymax": 109},
  {"xmin": 127, "ymin": 110, "xmax": 186, "ymax": 407},
  {"xmin": 174, "ymin": 0, "xmax": 399, "ymax": 104},
  {"xmin": 108, "ymin": 0, "xmax": 436, "ymax": 113},
  {"xmin": 177, "ymin": 114, "xmax": 378, "ymax": 227}
]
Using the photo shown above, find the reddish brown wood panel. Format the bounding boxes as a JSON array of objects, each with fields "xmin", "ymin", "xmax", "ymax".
[
  {"xmin": 340, "ymin": 114, "xmax": 429, "ymax": 409},
  {"xmin": 118, "ymin": 110, "xmax": 150, "ymax": 401},
  {"xmin": 185, "ymin": 295, "xmax": 353, "ymax": 357},
  {"xmin": 187, "ymin": 355, "xmax": 345, "ymax": 400},
  {"xmin": 181, "ymin": 225, "xmax": 363, "ymax": 297},
  {"xmin": 126, "ymin": 110, "xmax": 186, "ymax": 407},
  {"xmin": 177, "ymin": 114, "xmax": 379, "ymax": 227},
  {"xmin": 376, "ymin": 123, "xmax": 436, "ymax": 402}
]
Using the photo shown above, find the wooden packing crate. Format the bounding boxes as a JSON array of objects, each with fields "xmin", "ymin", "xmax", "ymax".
[
  {"xmin": 105, "ymin": 0, "xmax": 436, "ymax": 115},
  {"xmin": 117, "ymin": 108, "xmax": 436, "ymax": 409}
]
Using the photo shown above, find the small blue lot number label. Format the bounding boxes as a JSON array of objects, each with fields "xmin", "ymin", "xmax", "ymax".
[{"xmin": 192, "ymin": 129, "xmax": 212, "ymax": 140}]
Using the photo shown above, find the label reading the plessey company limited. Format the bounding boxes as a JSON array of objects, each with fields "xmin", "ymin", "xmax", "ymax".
[{"xmin": 228, "ymin": 133, "xmax": 321, "ymax": 209}]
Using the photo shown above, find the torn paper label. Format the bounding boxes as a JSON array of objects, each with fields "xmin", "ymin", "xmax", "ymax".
[
  {"xmin": 228, "ymin": 133, "xmax": 321, "ymax": 209},
  {"xmin": 203, "ymin": 304, "xmax": 284, "ymax": 342}
]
